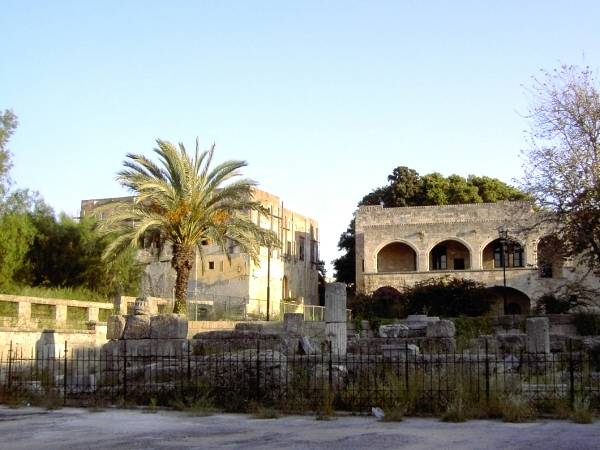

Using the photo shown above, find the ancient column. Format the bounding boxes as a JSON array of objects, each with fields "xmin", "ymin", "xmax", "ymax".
[
  {"xmin": 325, "ymin": 282, "xmax": 347, "ymax": 355},
  {"xmin": 526, "ymin": 317, "xmax": 550, "ymax": 353}
]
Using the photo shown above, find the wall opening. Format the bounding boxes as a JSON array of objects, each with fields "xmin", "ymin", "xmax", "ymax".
[
  {"xmin": 429, "ymin": 240, "xmax": 471, "ymax": 270},
  {"xmin": 482, "ymin": 238, "xmax": 525, "ymax": 269},
  {"xmin": 485, "ymin": 286, "xmax": 531, "ymax": 315},
  {"xmin": 377, "ymin": 242, "xmax": 417, "ymax": 272},
  {"xmin": 537, "ymin": 235, "xmax": 565, "ymax": 278}
]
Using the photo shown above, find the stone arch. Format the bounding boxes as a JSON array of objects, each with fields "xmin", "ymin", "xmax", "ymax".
[
  {"xmin": 376, "ymin": 241, "xmax": 417, "ymax": 272},
  {"xmin": 428, "ymin": 239, "xmax": 472, "ymax": 270},
  {"xmin": 536, "ymin": 235, "xmax": 565, "ymax": 278},
  {"xmin": 481, "ymin": 237, "xmax": 525, "ymax": 270},
  {"xmin": 485, "ymin": 286, "xmax": 531, "ymax": 315}
]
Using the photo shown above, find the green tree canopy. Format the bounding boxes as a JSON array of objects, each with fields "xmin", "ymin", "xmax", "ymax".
[{"xmin": 334, "ymin": 167, "xmax": 529, "ymax": 287}]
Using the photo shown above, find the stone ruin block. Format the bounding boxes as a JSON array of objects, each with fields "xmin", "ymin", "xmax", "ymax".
[
  {"xmin": 422, "ymin": 337, "xmax": 455, "ymax": 354},
  {"xmin": 378, "ymin": 324, "xmax": 409, "ymax": 338},
  {"xmin": 283, "ymin": 313, "xmax": 304, "ymax": 335},
  {"xmin": 426, "ymin": 319, "xmax": 456, "ymax": 338},
  {"xmin": 107, "ymin": 315, "xmax": 126, "ymax": 340},
  {"xmin": 123, "ymin": 315, "xmax": 151, "ymax": 339},
  {"xmin": 133, "ymin": 296, "xmax": 158, "ymax": 315},
  {"xmin": 381, "ymin": 343, "xmax": 420, "ymax": 358},
  {"xmin": 526, "ymin": 317, "xmax": 550, "ymax": 354},
  {"xmin": 150, "ymin": 314, "xmax": 188, "ymax": 339}
]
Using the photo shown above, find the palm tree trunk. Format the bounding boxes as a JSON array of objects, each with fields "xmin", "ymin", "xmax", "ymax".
[{"xmin": 172, "ymin": 243, "xmax": 194, "ymax": 314}]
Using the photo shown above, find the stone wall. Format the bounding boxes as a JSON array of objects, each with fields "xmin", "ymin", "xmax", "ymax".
[
  {"xmin": 0, "ymin": 324, "xmax": 108, "ymax": 355},
  {"xmin": 355, "ymin": 201, "xmax": 600, "ymax": 307}
]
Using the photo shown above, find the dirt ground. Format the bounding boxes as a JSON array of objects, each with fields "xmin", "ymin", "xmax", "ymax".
[{"xmin": 1, "ymin": 406, "xmax": 599, "ymax": 449}]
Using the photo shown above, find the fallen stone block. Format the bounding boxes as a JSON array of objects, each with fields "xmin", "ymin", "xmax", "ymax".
[
  {"xmin": 150, "ymin": 314, "xmax": 188, "ymax": 339},
  {"xmin": 123, "ymin": 315, "xmax": 151, "ymax": 339}
]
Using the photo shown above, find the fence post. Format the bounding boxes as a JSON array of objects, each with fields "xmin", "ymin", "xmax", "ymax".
[
  {"xmin": 123, "ymin": 339, "xmax": 128, "ymax": 405},
  {"xmin": 484, "ymin": 339, "xmax": 490, "ymax": 402},
  {"xmin": 255, "ymin": 340, "xmax": 261, "ymax": 402},
  {"xmin": 187, "ymin": 341, "xmax": 192, "ymax": 389},
  {"xmin": 63, "ymin": 341, "xmax": 68, "ymax": 406},
  {"xmin": 328, "ymin": 341, "xmax": 333, "ymax": 394},
  {"xmin": 568, "ymin": 339, "xmax": 575, "ymax": 409},
  {"xmin": 7, "ymin": 341, "xmax": 12, "ymax": 392},
  {"xmin": 404, "ymin": 341, "xmax": 409, "ymax": 393}
]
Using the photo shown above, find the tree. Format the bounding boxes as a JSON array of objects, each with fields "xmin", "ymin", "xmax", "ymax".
[
  {"xmin": 0, "ymin": 110, "xmax": 18, "ymax": 200},
  {"xmin": 333, "ymin": 167, "xmax": 528, "ymax": 287},
  {"xmin": 22, "ymin": 212, "xmax": 141, "ymax": 297},
  {"xmin": 0, "ymin": 213, "xmax": 36, "ymax": 288},
  {"xmin": 99, "ymin": 139, "xmax": 277, "ymax": 313},
  {"xmin": 521, "ymin": 64, "xmax": 600, "ymax": 274}
]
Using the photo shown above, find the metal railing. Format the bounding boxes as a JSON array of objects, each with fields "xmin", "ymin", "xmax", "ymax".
[
  {"xmin": 0, "ymin": 339, "xmax": 599, "ymax": 413},
  {"xmin": 185, "ymin": 292, "xmax": 332, "ymax": 322}
]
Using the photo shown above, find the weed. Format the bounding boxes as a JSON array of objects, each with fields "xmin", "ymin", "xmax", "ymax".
[
  {"xmin": 500, "ymin": 394, "xmax": 534, "ymax": 422},
  {"xmin": 442, "ymin": 397, "xmax": 468, "ymax": 423},
  {"xmin": 381, "ymin": 403, "xmax": 405, "ymax": 422},
  {"xmin": 252, "ymin": 406, "xmax": 280, "ymax": 419},
  {"xmin": 572, "ymin": 397, "xmax": 594, "ymax": 424}
]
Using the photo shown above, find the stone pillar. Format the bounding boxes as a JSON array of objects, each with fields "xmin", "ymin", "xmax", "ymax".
[
  {"xmin": 54, "ymin": 304, "xmax": 68, "ymax": 324},
  {"xmin": 325, "ymin": 282, "xmax": 347, "ymax": 355},
  {"xmin": 114, "ymin": 294, "xmax": 128, "ymax": 315},
  {"xmin": 526, "ymin": 317, "xmax": 550, "ymax": 353},
  {"xmin": 86, "ymin": 306, "xmax": 99, "ymax": 322},
  {"xmin": 283, "ymin": 313, "xmax": 304, "ymax": 334},
  {"xmin": 16, "ymin": 301, "xmax": 31, "ymax": 324}
]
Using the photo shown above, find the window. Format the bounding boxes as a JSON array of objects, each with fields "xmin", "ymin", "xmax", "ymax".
[
  {"xmin": 493, "ymin": 241, "xmax": 524, "ymax": 268},
  {"xmin": 286, "ymin": 241, "xmax": 292, "ymax": 256},
  {"xmin": 208, "ymin": 261, "xmax": 215, "ymax": 270},
  {"xmin": 453, "ymin": 258, "xmax": 465, "ymax": 270},
  {"xmin": 299, "ymin": 237, "xmax": 305, "ymax": 261},
  {"xmin": 433, "ymin": 245, "xmax": 447, "ymax": 270}
]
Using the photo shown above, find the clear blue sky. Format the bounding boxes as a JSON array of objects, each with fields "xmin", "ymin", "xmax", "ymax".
[{"xmin": 2, "ymin": 1, "xmax": 600, "ymax": 274}]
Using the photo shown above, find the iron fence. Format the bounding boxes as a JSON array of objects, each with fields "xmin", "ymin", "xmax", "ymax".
[{"xmin": 1, "ymin": 339, "xmax": 599, "ymax": 413}]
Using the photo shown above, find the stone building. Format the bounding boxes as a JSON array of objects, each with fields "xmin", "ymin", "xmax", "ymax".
[
  {"xmin": 80, "ymin": 188, "xmax": 320, "ymax": 314},
  {"xmin": 355, "ymin": 201, "xmax": 599, "ymax": 314}
]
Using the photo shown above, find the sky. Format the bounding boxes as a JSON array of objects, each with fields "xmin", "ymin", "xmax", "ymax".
[{"xmin": 2, "ymin": 1, "xmax": 600, "ymax": 275}]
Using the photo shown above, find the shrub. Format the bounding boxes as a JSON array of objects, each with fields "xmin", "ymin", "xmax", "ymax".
[
  {"xmin": 405, "ymin": 277, "xmax": 494, "ymax": 317},
  {"xmin": 534, "ymin": 294, "xmax": 576, "ymax": 314},
  {"xmin": 572, "ymin": 398, "xmax": 593, "ymax": 424},
  {"xmin": 500, "ymin": 394, "xmax": 534, "ymax": 422},
  {"xmin": 573, "ymin": 312, "xmax": 600, "ymax": 336}
]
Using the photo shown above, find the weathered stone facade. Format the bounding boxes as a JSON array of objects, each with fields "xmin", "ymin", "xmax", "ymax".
[
  {"xmin": 81, "ymin": 188, "xmax": 320, "ymax": 313},
  {"xmin": 355, "ymin": 201, "xmax": 599, "ymax": 313}
]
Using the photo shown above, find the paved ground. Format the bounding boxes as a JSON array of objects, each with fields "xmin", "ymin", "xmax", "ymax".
[{"xmin": 1, "ymin": 407, "xmax": 600, "ymax": 449}]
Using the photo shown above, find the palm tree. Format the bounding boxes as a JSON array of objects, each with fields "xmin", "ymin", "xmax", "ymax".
[{"xmin": 99, "ymin": 139, "xmax": 278, "ymax": 313}]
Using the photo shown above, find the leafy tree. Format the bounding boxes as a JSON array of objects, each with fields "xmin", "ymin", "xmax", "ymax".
[
  {"xmin": 99, "ymin": 139, "xmax": 277, "ymax": 313},
  {"xmin": 520, "ymin": 64, "xmax": 600, "ymax": 274},
  {"xmin": 0, "ymin": 109, "xmax": 18, "ymax": 199},
  {"xmin": 21, "ymin": 212, "xmax": 141, "ymax": 296},
  {"xmin": 0, "ymin": 213, "xmax": 36, "ymax": 288},
  {"xmin": 333, "ymin": 167, "xmax": 529, "ymax": 286}
]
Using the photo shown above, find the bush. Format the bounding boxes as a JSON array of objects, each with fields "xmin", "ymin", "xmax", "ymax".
[
  {"xmin": 534, "ymin": 294, "xmax": 576, "ymax": 314},
  {"xmin": 405, "ymin": 277, "xmax": 494, "ymax": 317},
  {"xmin": 573, "ymin": 312, "xmax": 600, "ymax": 336}
]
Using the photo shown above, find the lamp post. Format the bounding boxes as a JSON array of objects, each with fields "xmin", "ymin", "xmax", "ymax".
[{"xmin": 498, "ymin": 227, "xmax": 508, "ymax": 315}]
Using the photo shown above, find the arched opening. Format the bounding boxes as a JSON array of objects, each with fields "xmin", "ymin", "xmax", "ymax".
[
  {"xmin": 429, "ymin": 240, "xmax": 471, "ymax": 271},
  {"xmin": 377, "ymin": 242, "xmax": 417, "ymax": 272},
  {"xmin": 485, "ymin": 286, "xmax": 531, "ymax": 315},
  {"xmin": 482, "ymin": 238, "xmax": 525, "ymax": 270},
  {"xmin": 537, "ymin": 235, "xmax": 565, "ymax": 278}
]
